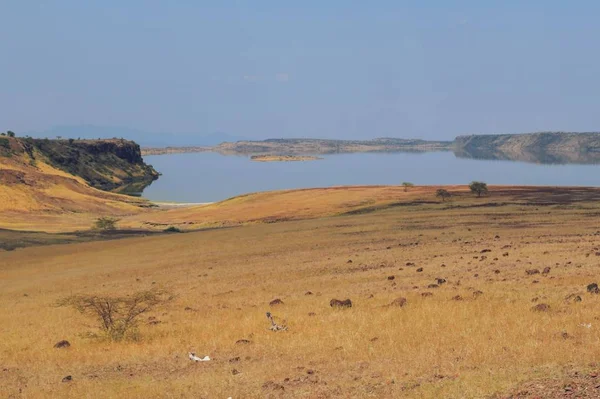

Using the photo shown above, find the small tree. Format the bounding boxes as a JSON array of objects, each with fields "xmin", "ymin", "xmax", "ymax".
[
  {"xmin": 6, "ymin": 131, "xmax": 15, "ymax": 137},
  {"xmin": 469, "ymin": 181, "xmax": 488, "ymax": 197},
  {"xmin": 94, "ymin": 216, "xmax": 120, "ymax": 231},
  {"xmin": 401, "ymin": 182, "xmax": 414, "ymax": 192},
  {"xmin": 57, "ymin": 290, "xmax": 172, "ymax": 341},
  {"xmin": 436, "ymin": 189, "xmax": 451, "ymax": 202}
]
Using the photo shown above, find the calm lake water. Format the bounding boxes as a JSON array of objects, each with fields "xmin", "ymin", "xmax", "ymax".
[{"xmin": 141, "ymin": 152, "xmax": 600, "ymax": 203}]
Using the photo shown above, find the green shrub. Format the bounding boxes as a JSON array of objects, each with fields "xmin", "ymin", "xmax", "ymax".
[
  {"xmin": 93, "ymin": 217, "xmax": 120, "ymax": 231},
  {"xmin": 163, "ymin": 226, "xmax": 182, "ymax": 233}
]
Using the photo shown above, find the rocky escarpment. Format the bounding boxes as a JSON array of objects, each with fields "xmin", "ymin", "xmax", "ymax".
[
  {"xmin": 2, "ymin": 137, "xmax": 159, "ymax": 192},
  {"xmin": 454, "ymin": 132, "xmax": 600, "ymax": 164}
]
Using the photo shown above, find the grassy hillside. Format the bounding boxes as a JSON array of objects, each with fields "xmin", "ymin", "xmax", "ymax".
[
  {"xmin": 122, "ymin": 185, "xmax": 600, "ymax": 231},
  {"xmin": 0, "ymin": 137, "xmax": 155, "ymax": 232},
  {"xmin": 3, "ymin": 187, "xmax": 600, "ymax": 397}
]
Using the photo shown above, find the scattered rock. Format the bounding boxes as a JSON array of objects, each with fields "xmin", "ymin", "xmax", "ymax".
[
  {"xmin": 542, "ymin": 267, "xmax": 551, "ymax": 275},
  {"xmin": 472, "ymin": 290, "xmax": 484, "ymax": 298},
  {"xmin": 421, "ymin": 292, "xmax": 433, "ymax": 297},
  {"xmin": 231, "ymin": 369, "xmax": 241, "ymax": 375},
  {"xmin": 427, "ymin": 284, "xmax": 439, "ymax": 289},
  {"xmin": 561, "ymin": 331, "xmax": 573, "ymax": 340},
  {"xmin": 451, "ymin": 295, "xmax": 463, "ymax": 301},
  {"xmin": 387, "ymin": 276, "xmax": 395, "ymax": 281},
  {"xmin": 587, "ymin": 283, "xmax": 599, "ymax": 294},
  {"xmin": 62, "ymin": 375, "xmax": 72, "ymax": 383},
  {"xmin": 494, "ymin": 269, "xmax": 500, "ymax": 274},
  {"xmin": 347, "ymin": 260, "xmax": 353, "ymax": 264},
  {"xmin": 480, "ymin": 249, "xmax": 491, "ymax": 253},
  {"xmin": 416, "ymin": 268, "xmax": 424, "ymax": 272},
  {"xmin": 406, "ymin": 262, "xmax": 415, "ymax": 266},
  {"xmin": 525, "ymin": 269, "xmax": 540, "ymax": 275},
  {"xmin": 305, "ymin": 291, "xmax": 313, "ymax": 295},
  {"xmin": 330, "ymin": 298, "xmax": 352, "ymax": 308},
  {"xmin": 229, "ymin": 357, "xmax": 241, "ymax": 363},
  {"xmin": 389, "ymin": 297, "xmax": 407, "ymax": 307},
  {"xmin": 269, "ymin": 299, "xmax": 284, "ymax": 306},
  {"xmin": 308, "ymin": 312, "xmax": 317, "ymax": 316},
  {"xmin": 236, "ymin": 339, "xmax": 252, "ymax": 345},
  {"xmin": 436, "ymin": 278, "xmax": 447, "ymax": 285},
  {"xmin": 565, "ymin": 294, "xmax": 583, "ymax": 303},
  {"xmin": 54, "ymin": 340, "xmax": 71, "ymax": 349},
  {"xmin": 262, "ymin": 381, "xmax": 285, "ymax": 391},
  {"xmin": 531, "ymin": 303, "xmax": 550, "ymax": 312}
]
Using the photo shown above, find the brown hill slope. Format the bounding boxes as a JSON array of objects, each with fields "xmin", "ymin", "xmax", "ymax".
[{"xmin": 0, "ymin": 137, "xmax": 154, "ymax": 232}]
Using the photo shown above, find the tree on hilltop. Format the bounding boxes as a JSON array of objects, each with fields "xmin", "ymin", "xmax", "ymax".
[
  {"xmin": 436, "ymin": 189, "xmax": 451, "ymax": 202},
  {"xmin": 469, "ymin": 181, "xmax": 488, "ymax": 197},
  {"xmin": 401, "ymin": 182, "xmax": 414, "ymax": 192}
]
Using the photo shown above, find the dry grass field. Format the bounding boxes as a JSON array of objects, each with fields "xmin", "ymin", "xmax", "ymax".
[{"xmin": 3, "ymin": 186, "xmax": 600, "ymax": 398}]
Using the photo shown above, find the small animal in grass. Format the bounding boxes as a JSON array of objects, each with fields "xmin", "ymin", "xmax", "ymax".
[
  {"xmin": 188, "ymin": 352, "xmax": 210, "ymax": 362},
  {"xmin": 266, "ymin": 312, "xmax": 287, "ymax": 331}
]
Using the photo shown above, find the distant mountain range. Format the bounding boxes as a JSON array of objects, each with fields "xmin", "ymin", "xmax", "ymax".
[{"xmin": 26, "ymin": 125, "xmax": 248, "ymax": 147}]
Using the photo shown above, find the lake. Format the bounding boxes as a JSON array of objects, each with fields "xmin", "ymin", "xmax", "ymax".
[{"xmin": 141, "ymin": 151, "xmax": 600, "ymax": 203}]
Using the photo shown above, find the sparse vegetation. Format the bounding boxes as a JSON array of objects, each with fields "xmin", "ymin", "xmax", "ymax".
[
  {"xmin": 94, "ymin": 216, "xmax": 120, "ymax": 231},
  {"xmin": 4, "ymin": 191, "xmax": 600, "ymax": 397},
  {"xmin": 5, "ymin": 186, "xmax": 600, "ymax": 397},
  {"xmin": 435, "ymin": 188, "xmax": 451, "ymax": 201},
  {"xmin": 401, "ymin": 182, "xmax": 414, "ymax": 192},
  {"xmin": 469, "ymin": 181, "xmax": 488, "ymax": 197},
  {"xmin": 163, "ymin": 226, "xmax": 182, "ymax": 233},
  {"xmin": 57, "ymin": 290, "xmax": 172, "ymax": 341}
]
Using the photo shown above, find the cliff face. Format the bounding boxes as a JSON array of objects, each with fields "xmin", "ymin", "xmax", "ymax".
[
  {"xmin": 454, "ymin": 132, "xmax": 600, "ymax": 164},
  {"xmin": 2, "ymin": 137, "xmax": 159, "ymax": 192}
]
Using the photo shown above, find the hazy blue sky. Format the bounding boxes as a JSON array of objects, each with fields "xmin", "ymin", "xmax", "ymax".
[{"xmin": 2, "ymin": 1, "xmax": 600, "ymax": 140}]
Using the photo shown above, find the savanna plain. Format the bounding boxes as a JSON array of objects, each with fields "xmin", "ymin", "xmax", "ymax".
[{"xmin": 3, "ymin": 185, "xmax": 600, "ymax": 398}]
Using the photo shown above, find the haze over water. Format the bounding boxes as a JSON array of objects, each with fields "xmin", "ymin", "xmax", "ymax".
[{"xmin": 142, "ymin": 152, "xmax": 600, "ymax": 203}]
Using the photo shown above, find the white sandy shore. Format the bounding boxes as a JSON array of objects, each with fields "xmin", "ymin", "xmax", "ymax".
[{"xmin": 152, "ymin": 202, "xmax": 214, "ymax": 208}]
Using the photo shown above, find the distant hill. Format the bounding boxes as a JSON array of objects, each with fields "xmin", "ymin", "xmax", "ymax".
[
  {"xmin": 454, "ymin": 132, "xmax": 600, "ymax": 164},
  {"xmin": 215, "ymin": 137, "xmax": 453, "ymax": 155},
  {"xmin": 27, "ymin": 125, "xmax": 248, "ymax": 147}
]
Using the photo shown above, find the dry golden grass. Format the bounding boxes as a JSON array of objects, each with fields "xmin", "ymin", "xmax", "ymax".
[
  {"xmin": 3, "ymin": 187, "xmax": 600, "ymax": 398},
  {"xmin": 0, "ymin": 156, "xmax": 150, "ymax": 232}
]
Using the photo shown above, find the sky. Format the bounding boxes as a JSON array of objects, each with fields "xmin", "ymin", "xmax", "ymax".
[{"xmin": 2, "ymin": 1, "xmax": 600, "ymax": 141}]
